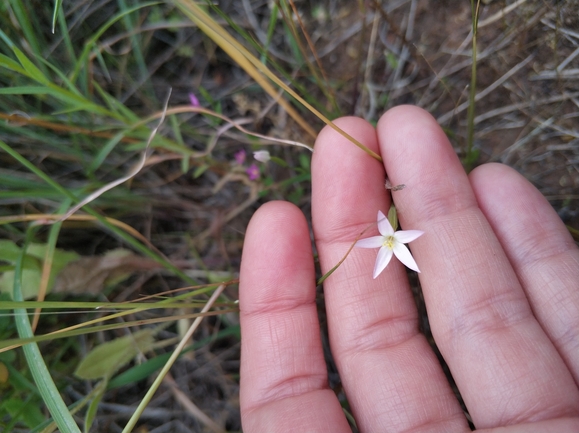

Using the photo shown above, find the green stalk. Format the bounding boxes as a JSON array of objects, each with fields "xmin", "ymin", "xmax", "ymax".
[{"xmin": 13, "ymin": 226, "xmax": 81, "ymax": 433}]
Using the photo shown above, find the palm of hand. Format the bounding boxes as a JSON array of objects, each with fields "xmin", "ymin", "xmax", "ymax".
[{"xmin": 239, "ymin": 106, "xmax": 579, "ymax": 432}]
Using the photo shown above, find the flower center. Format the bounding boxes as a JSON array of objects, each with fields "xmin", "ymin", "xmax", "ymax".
[{"xmin": 383, "ymin": 235, "xmax": 396, "ymax": 250}]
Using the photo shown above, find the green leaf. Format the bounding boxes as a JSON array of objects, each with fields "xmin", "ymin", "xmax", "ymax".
[
  {"xmin": 0, "ymin": 240, "xmax": 23, "ymax": 262},
  {"xmin": 0, "ymin": 242, "xmax": 79, "ymax": 299},
  {"xmin": 2, "ymin": 398, "xmax": 45, "ymax": 429},
  {"xmin": 107, "ymin": 325, "xmax": 240, "ymax": 389},
  {"xmin": 75, "ymin": 329, "xmax": 156, "ymax": 380}
]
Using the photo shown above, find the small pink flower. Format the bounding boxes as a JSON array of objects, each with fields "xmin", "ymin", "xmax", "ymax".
[
  {"xmin": 234, "ymin": 149, "xmax": 247, "ymax": 165},
  {"xmin": 188, "ymin": 92, "xmax": 200, "ymax": 107},
  {"xmin": 246, "ymin": 163, "xmax": 260, "ymax": 180}
]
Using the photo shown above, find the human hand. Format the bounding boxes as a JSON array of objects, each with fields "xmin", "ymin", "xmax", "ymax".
[{"xmin": 239, "ymin": 106, "xmax": 579, "ymax": 432}]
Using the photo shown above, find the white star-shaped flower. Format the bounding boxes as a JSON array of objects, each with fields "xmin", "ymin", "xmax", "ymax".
[{"xmin": 355, "ymin": 210, "xmax": 424, "ymax": 278}]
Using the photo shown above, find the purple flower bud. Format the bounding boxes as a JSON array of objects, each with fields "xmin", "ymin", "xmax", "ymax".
[
  {"xmin": 188, "ymin": 93, "xmax": 200, "ymax": 107},
  {"xmin": 234, "ymin": 149, "xmax": 247, "ymax": 165},
  {"xmin": 246, "ymin": 163, "xmax": 260, "ymax": 180}
]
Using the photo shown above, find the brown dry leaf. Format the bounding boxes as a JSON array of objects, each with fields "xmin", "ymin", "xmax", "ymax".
[{"xmin": 52, "ymin": 249, "xmax": 161, "ymax": 295}]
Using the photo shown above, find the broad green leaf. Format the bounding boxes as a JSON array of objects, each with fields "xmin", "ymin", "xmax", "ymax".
[
  {"xmin": 75, "ymin": 329, "xmax": 156, "ymax": 380},
  {"xmin": 0, "ymin": 240, "xmax": 23, "ymax": 262},
  {"xmin": 107, "ymin": 325, "xmax": 240, "ymax": 389},
  {"xmin": 0, "ymin": 242, "xmax": 79, "ymax": 299},
  {"xmin": 0, "ymin": 268, "xmax": 42, "ymax": 300},
  {"xmin": 2, "ymin": 398, "xmax": 45, "ymax": 429}
]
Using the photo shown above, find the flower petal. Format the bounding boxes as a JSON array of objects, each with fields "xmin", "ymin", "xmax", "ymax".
[
  {"xmin": 253, "ymin": 150, "xmax": 271, "ymax": 163},
  {"xmin": 355, "ymin": 236, "xmax": 384, "ymax": 248},
  {"xmin": 392, "ymin": 242, "xmax": 420, "ymax": 272},
  {"xmin": 394, "ymin": 229, "xmax": 424, "ymax": 244},
  {"xmin": 377, "ymin": 210, "xmax": 394, "ymax": 236},
  {"xmin": 373, "ymin": 246, "xmax": 393, "ymax": 279}
]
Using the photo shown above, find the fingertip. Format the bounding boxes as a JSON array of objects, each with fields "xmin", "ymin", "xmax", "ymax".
[
  {"xmin": 315, "ymin": 116, "xmax": 376, "ymax": 149},
  {"xmin": 469, "ymin": 162, "xmax": 576, "ymax": 260},
  {"xmin": 376, "ymin": 105, "xmax": 473, "ymax": 228},
  {"xmin": 377, "ymin": 105, "xmax": 442, "ymax": 147},
  {"xmin": 240, "ymin": 200, "xmax": 314, "ymax": 312},
  {"xmin": 244, "ymin": 200, "xmax": 304, "ymax": 241}
]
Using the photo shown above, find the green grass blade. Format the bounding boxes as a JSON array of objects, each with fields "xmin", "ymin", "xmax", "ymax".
[
  {"xmin": 51, "ymin": 0, "xmax": 63, "ymax": 34},
  {"xmin": 121, "ymin": 284, "xmax": 226, "ymax": 433},
  {"xmin": 0, "ymin": 139, "xmax": 194, "ymax": 284},
  {"xmin": 92, "ymin": 80, "xmax": 140, "ymax": 122},
  {"xmin": 7, "ymin": 0, "xmax": 48, "ymax": 74},
  {"xmin": 261, "ymin": 2, "xmax": 278, "ymax": 63},
  {"xmin": 70, "ymin": 2, "xmax": 160, "ymax": 85},
  {"xmin": 87, "ymin": 132, "xmax": 125, "ymax": 175},
  {"xmin": 0, "ymin": 52, "xmax": 26, "ymax": 74},
  {"xmin": 0, "ymin": 309, "xmax": 237, "ymax": 352},
  {"xmin": 0, "ymin": 86, "xmax": 50, "ymax": 95},
  {"xmin": 12, "ymin": 46, "xmax": 50, "ymax": 85},
  {"xmin": 13, "ymin": 226, "xmax": 81, "ymax": 433},
  {"xmin": 107, "ymin": 325, "xmax": 239, "ymax": 389},
  {"xmin": 117, "ymin": 0, "xmax": 154, "ymax": 99},
  {"xmin": 56, "ymin": 3, "xmax": 77, "ymax": 65}
]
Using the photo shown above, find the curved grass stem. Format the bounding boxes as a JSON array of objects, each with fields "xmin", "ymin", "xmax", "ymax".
[{"xmin": 13, "ymin": 226, "xmax": 81, "ymax": 433}]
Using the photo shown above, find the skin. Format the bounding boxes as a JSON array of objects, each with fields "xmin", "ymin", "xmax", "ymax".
[{"xmin": 238, "ymin": 106, "xmax": 579, "ymax": 432}]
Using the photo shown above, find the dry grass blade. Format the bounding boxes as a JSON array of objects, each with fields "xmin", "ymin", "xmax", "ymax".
[
  {"xmin": 173, "ymin": 0, "xmax": 383, "ymax": 161},
  {"xmin": 437, "ymin": 54, "xmax": 535, "ymax": 124},
  {"xmin": 165, "ymin": 373, "xmax": 225, "ymax": 433},
  {"xmin": 50, "ymin": 90, "xmax": 172, "ymax": 224},
  {"xmin": 173, "ymin": 0, "xmax": 316, "ymax": 137},
  {"xmin": 1, "ymin": 214, "xmax": 158, "ymax": 252},
  {"xmin": 138, "ymin": 106, "xmax": 314, "ymax": 153},
  {"xmin": 478, "ymin": 0, "xmax": 528, "ymax": 28},
  {"xmin": 121, "ymin": 283, "xmax": 227, "ymax": 433}
]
